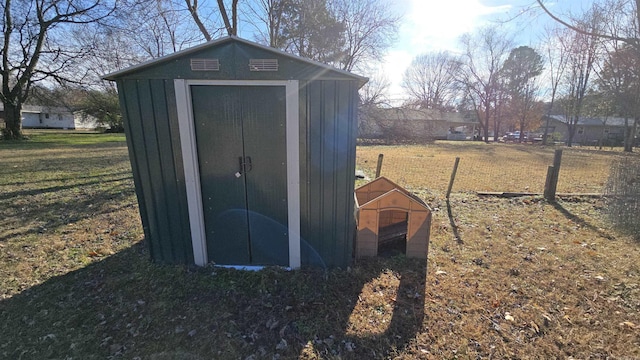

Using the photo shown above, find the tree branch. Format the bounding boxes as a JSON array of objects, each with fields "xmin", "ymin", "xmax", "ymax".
[
  {"xmin": 536, "ymin": 0, "xmax": 638, "ymax": 48},
  {"xmin": 185, "ymin": 0, "xmax": 212, "ymax": 41}
]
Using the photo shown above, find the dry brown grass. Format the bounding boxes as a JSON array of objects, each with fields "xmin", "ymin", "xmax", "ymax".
[
  {"xmin": 1, "ymin": 135, "xmax": 639, "ymax": 359},
  {"xmin": 421, "ymin": 194, "xmax": 640, "ymax": 358},
  {"xmin": 0, "ymin": 133, "xmax": 140, "ymax": 297},
  {"xmin": 356, "ymin": 142, "xmax": 618, "ymax": 194}
]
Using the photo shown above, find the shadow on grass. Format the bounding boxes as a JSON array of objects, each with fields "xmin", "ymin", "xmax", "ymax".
[
  {"xmin": 0, "ymin": 138, "xmax": 126, "ymax": 151},
  {"xmin": 551, "ymin": 201, "xmax": 615, "ymax": 240},
  {"xmin": 0, "ymin": 243, "xmax": 427, "ymax": 360},
  {"xmin": 0, "ymin": 169, "xmax": 136, "ymax": 242},
  {"xmin": 446, "ymin": 199, "xmax": 464, "ymax": 245},
  {"xmin": 0, "ymin": 173, "xmax": 132, "ymax": 201}
]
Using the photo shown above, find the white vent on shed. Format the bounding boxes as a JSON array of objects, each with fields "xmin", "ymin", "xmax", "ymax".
[
  {"xmin": 249, "ymin": 59, "xmax": 279, "ymax": 72},
  {"xmin": 190, "ymin": 58, "xmax": 220, "ymax": 71}
]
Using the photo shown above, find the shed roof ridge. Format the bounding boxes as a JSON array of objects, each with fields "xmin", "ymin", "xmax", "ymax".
[{"xmin": 102, "ymin": 36, "xmax": 368, "ymax": 85}]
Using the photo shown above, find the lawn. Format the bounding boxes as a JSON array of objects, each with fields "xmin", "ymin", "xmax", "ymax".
[
  {"xmin": 356, "ymin": 142, "xmax": 617, "ymax": 195},
  {"xmin": 1, "ymin": 132, "xmax": 639, "ymax": 359}
]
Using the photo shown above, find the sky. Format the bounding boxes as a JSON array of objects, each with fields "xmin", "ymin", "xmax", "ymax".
[{"xmin": 379, "ymin": 0, "xmax": 593, "ymax": 104}]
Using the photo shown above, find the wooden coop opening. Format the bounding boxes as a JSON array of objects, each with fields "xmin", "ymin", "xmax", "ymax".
[{"xmin": 377, "ymin": 210, "xmax": 408, "ymax": 257}]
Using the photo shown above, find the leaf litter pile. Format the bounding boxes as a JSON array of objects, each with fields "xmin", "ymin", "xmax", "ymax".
[{"xmin": 1, "ymin": 134, "xmax": 639, "ymax": 359}]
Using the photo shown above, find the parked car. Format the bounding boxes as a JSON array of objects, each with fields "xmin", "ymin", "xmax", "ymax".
[
  {"xmin": 447, "ymin": 130, "xmax": 467, "ymax": 141},
  {"xmin": 502, "ymin": 131, "xmax": 530, "ymax": 142}
]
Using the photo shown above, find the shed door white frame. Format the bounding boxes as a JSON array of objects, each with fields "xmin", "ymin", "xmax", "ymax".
[{"xmin": 174, "ymin": 79, "xmax": 300, "ymax": 269}]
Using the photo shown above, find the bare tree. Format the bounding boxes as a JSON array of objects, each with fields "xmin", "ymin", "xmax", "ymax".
[
  {"xmin": 537, "ymin": 0, "xmax": 640, "ymax": 50},
  {"xmin": 458, "ymin": 26, "xmax": 514, "ymax": 142},
  {"xmin": 557, "ymin": 10, "xmax": 603, "ymax": 147},
  {"xmin": 217, "ymin": 0, "xmax": 238, "ymax": 36},
  {"xmin": 127, "ymin": 0, "xmax": 203, "ymax": 58},
  {"xmin": 541, "ymin": 26, "xmax": 570, "ymax": 144},
  {"xmin": 185, "ymin": 0, "xmax": 237, "ymax": 39},
  {"xmin": 358, "ymin": 73, "xmax": 389, "ymax": 138},
  {"xmin": 401, "ymin": 51, "xmax": 461, "ymax": 111},
  {"xmin": 331, "ymin": 0, "xmax": 399, "ymax": 72},
  {"xmin": 0, "ymin": 0, "xmax": 116, "ymax": 139},
  {"xmin": 244, "ymin": 0, "xmax": 289, "ymax": 47}
]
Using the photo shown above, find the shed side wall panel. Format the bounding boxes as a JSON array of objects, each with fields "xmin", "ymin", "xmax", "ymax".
[
  {"xmin": 137, "ymin": 80, "xmax": 176, "ymax": 263},
  {"xmin": 149, "ymin": 79, "xmax": 191, "ymax": 264},
  {"xmin": 304, "ymin": 81, "xmax": 324, "ymax": 266},
  {"xmin": 120, "ymin": 80, "xmax": 161, "ymax": 261},
  {"xmin": 163, "ymin": 81, "xmax": 194, "ymax": 264},
  {"xmin": 340, "ymin": 81, "xmax": 359, "ymax": 266},
  {"xmin": 321, "ymin": 81, "xmax": 337, "ymax": 265},
  {"xmin": 119, "ymin": 79, "xmax": 192, "ymax": 264},
  {"xmin": 300, "ymin": 80, "xmax": 357, "ymax": 268},
  {"xmin": 118, "ymin": 81, "xmax": 152, "ymax": 256}
]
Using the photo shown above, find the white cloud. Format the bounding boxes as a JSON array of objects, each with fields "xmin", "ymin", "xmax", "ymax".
[
  {"xmin": 379, "ymin": 0, "xmax": 513, "ymax": 104},
  {"xmin": 378, "ymin": 50, "xmax": 414, "ymax": 103},
  {"xmin": 403, "ymin": 1, "xmax": 511, "ymax": 52}
]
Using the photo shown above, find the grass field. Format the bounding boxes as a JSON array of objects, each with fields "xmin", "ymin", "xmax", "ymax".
[
  {"xmin": 1, "ymin": 131, "xmax": 639, "ymax": 359},
  {"xmin": 356, "ymin": 142, "xmax": 618, "ymax": 195}
]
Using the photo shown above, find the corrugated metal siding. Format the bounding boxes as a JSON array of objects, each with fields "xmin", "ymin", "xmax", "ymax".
[
  {"xmin": 117, "ymin": 79, "xmax": 193, "ymax": 264},
  {"xmin": 112, "ymin": 39, "xmax": 362, "ymax": 268},
  {"xmin": 300, "ymin": 80, "xmax": 358, "ymax": 268}
]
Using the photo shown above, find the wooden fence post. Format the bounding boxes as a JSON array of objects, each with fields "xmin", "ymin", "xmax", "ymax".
[
  {"xmin": 375, "ymin": 154, "xmax": 384, "ymax": 178},
  {"xmin": 544, "ymin": 166, "xmax": 554, "ymax": 200},
  {"xmin": 544, "ymin": 149, "xmax": 563, "ymax": 201},
  {"xmin": 446, "ymin": 157, "xmax": 460, "ymax": 199}
]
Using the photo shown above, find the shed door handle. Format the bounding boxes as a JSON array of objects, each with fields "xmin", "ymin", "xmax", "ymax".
[
  {"xmin": 245, "ymin": 156, "xmax": 252, "ymax": 172},
  {"xmin": 238, "ymin": 156, "xmax": 253, "ymax": 174}
]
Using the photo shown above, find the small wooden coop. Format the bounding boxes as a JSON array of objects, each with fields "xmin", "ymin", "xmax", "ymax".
[
  {"xmin": 104, "ymin": 36, "xmax": 367, "ymax": 269},
  {"xmin": 355, "ymin": 177, "xmax": 432, "ymax": 259}
]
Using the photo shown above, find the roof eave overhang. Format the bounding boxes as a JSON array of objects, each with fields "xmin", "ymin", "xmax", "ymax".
[{"xmin": 102, "ymin": 36, "xmax": 368, "ymax": 87}]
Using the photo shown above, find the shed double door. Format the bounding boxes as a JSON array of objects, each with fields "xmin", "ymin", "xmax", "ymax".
[{"xmin": 191, "ymin": 85, "xmax": 289, "ymax": 266}]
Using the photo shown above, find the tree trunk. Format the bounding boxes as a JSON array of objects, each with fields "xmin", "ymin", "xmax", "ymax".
[
  {"xmin": 2, "ymin": 101, "xmax": 23, "ymax": 140},
  {"xmin": 483, "ymin": 102, "xmax": 490, "ymax": 143},
  {"xmin": 566, "ymin": 117, "xmax": 577, "ymax": 147},
  {"xmin": 542, "ymin": 115, "xmax": 551, "ymax": 145}
]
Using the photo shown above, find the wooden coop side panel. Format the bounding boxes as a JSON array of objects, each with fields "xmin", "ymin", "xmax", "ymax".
[
  {"xmin": 406, "ymin": 210, "xmax": 431, "ymax": 259},
  {"xmin": 356, "ymin": 208, "xmax": 379, "ymax": 257}
]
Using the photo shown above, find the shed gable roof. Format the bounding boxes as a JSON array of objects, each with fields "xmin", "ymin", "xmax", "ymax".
[{"xmin": 103, "ymin": 36, "xmax": 367, "ymax": 85}]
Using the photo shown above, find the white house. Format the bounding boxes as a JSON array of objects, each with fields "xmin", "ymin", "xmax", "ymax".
[{"xmin": 0, "ymin": 105, "xmax": 98, "ymax": 130}]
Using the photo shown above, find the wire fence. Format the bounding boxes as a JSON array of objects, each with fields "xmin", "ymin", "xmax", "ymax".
[{"xmin": 355, "ymin": 143, "xmax": 630, "ymax": 197}]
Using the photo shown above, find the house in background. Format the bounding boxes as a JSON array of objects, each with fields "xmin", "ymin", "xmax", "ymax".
[
  {"xmin": 541, "ymin": 115, "xmax": 638, "ymax": 146},
  {"xmin": 359, "ymin": 107, "xmax": 478, "ymax": 142},
  {"xmin": 0, "ymin": 104, "xmax": 98, "ymax": 130}
]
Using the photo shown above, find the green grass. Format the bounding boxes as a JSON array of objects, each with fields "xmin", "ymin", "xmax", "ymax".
[
  {"xmin": 1, "ymin": 134, "xmax": 640, "ymax": 359},
  {"xmin": 0, "ymin": 129, "xmax": 126, "ymax": 149}
]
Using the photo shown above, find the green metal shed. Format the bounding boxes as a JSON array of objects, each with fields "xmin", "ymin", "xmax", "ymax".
[{"xmin": 104, "ymin": 36, "xmax": 367, "ymax": 269}]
